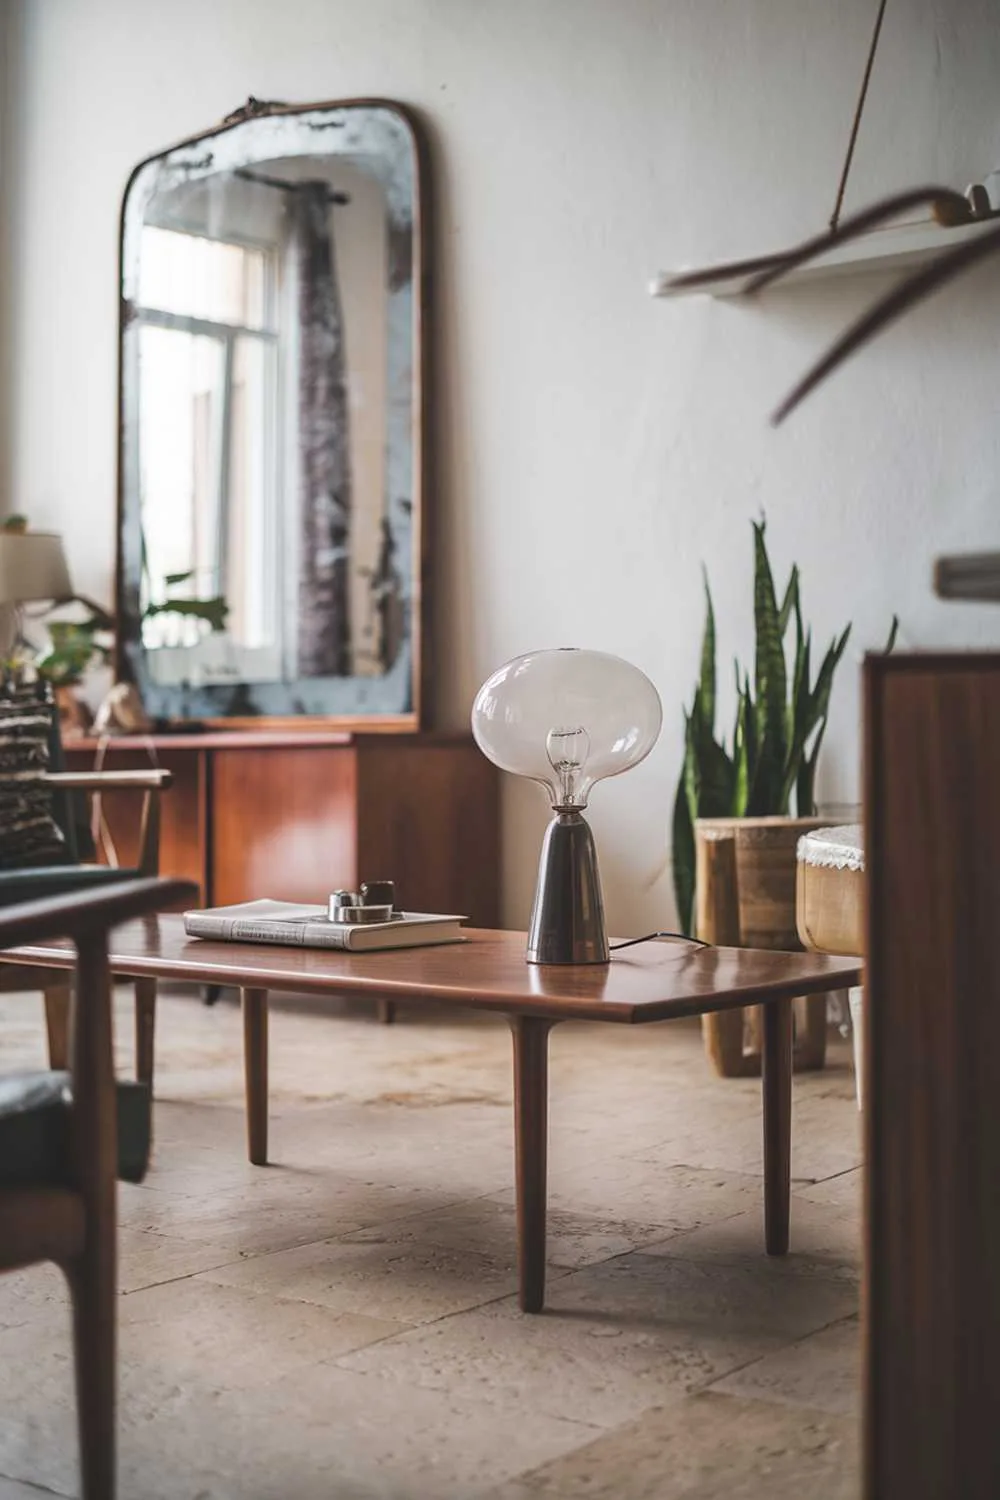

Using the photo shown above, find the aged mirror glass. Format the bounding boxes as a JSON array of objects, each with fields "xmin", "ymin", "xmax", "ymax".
[{"xmin": 117, "ymin": 99, "xmax": 426, "ymax": 726}]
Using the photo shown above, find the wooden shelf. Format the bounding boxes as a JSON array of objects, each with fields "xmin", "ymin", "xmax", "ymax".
[{"xmin": 651, "ymin": 214, "xmax": 1000, "ymax": 300}]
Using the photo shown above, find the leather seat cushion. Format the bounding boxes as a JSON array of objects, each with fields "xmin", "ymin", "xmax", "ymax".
[
  {"xmin": 0, "ymin": 1072, "xmax": 151, "ymax": 1186},
  {"xmin": 0, "ymin": 866, "xmax": 143, "ymax": 907}
]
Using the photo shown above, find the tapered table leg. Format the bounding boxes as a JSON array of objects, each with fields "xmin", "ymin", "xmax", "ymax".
[
  {"xmin": 134, "ymin": 977, "xmax": 157, "ymax": 1089},
  {"xmin": 762, "ymin": 996, "xmax": 793, "ymax": 1254},
  {"xmin": 510, "ymin": 1016, "xmax": 554, "ymax": 1313},
  {"xmin": 242, "ymin": 988, "xmax": 269, "ymax": 1165}
]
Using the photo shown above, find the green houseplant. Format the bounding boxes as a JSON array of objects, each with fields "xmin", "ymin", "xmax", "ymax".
[
  {"xmin": 35, "ymin": 610, "xmax": 114, "ymax": 689},
  {"xmin": 672, "ymin": 519, "xmax": 895, "ymax": 936}
]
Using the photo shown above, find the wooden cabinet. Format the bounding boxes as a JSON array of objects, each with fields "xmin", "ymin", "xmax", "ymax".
[
  {"xmin": 864, "ymin": 653, "xmax": 1000, "ymax": 1500},
  {"xmin": 64, "ymin": 732, "xmax": 500, "ymax": 925}
]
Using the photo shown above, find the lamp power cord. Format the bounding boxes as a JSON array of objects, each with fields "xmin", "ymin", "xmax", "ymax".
[{"xmin": 609, "ymin": 931, "xmax": 711, "ymax": 952}]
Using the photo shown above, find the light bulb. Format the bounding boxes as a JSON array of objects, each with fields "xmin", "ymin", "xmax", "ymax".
[{"xmin": 471, "ymin": 648, "xmax": 662, "ymax": 812}]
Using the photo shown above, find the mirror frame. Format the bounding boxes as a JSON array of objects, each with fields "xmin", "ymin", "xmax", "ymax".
[{"xmin": 114, "ymin": 96, "xmax": 430, "ymax": 732}]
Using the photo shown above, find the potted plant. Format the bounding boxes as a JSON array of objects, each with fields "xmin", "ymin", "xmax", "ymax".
[{"xmin": 672, "ymin": 519, "xmax": 894, "ymax": 1075}]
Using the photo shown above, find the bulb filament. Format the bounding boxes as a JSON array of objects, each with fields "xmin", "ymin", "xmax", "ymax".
[{"xmin": 545, "ymin": 725, "xmax": 590, "ymax": 807}]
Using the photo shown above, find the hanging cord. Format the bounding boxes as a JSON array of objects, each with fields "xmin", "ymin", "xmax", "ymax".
[
  {"xmin": 829, "ymin": 0, "xmax": 889, "ymax": 231},
  {"xmin": 610, "ymin": 931, "xmax": 711, "ymax": 952}
]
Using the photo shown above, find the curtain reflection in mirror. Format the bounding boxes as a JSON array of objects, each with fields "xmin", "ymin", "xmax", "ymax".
[{"xmin": 290, "ymin": 182, "xmax": 352, "ymax": 678}]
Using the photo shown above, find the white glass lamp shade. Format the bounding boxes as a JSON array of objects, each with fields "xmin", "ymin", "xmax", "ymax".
[
  {"xmin": 0, "ymin": 531, "xmax": 72, "ymax": 605},
  {"xmin": 471, "ymin": 648, "xmax": 663, "ymax": 810}
]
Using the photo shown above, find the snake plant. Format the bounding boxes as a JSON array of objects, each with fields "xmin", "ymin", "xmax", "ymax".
[{"xmin": 672, "ymin": 520, "xmax": 892, "ymax": 935}]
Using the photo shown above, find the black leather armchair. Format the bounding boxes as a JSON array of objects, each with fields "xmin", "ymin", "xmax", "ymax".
[{"xmin": 0, "ymin": 877, "xmax": 196, "ymax": 1499}]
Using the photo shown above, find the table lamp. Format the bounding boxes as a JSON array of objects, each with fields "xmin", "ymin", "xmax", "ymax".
[
  {"xmin": 0, "ymin": 527, "xmax": 73, "ymax": 658},
  {"xmin": 471, "ymin": 648, "xmax": 662, "ymax": 964}
]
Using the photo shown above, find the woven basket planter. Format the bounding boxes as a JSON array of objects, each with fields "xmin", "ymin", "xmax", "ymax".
[{"xmin": 695, "ymin": 816, "xmax": 836, "ymax": 1078}]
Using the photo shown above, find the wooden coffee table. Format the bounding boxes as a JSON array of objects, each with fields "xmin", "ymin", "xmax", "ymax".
[{"xmin": 0, "ymin": 917, "xmax": 860, "ymax": 1312}]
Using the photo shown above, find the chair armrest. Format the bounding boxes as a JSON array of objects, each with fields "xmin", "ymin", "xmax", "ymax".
[
  {"xmin": 0, "ymin": 877, "xmax": 197, "ymax": 950},
  {"xmin": 42, "ymin": 770, "xmax": 173, "ymax": 792},
  {"xmin": 42, "ymin": 769, "xmax": 172, "ymax": 875}
]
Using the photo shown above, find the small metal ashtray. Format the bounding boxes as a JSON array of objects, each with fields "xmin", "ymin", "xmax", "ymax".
[{"xmin": 328, "ymin": 890, "xmax": 394, "ymax": 925}]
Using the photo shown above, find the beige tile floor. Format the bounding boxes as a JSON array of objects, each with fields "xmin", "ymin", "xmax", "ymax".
[{"xmin": 0, "ymin": 985, "xmax": 863, "ymax": 1499}]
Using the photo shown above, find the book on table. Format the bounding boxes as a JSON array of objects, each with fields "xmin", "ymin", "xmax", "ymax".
[{"xmin": 184, "ymin": 900, "xmax": 468, "ymax": 952}]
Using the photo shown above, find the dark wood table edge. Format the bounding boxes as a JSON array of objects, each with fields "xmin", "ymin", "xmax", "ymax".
[{"xmin": 0, "ymin": 946, "xmax": 863, "ymax": 1025}]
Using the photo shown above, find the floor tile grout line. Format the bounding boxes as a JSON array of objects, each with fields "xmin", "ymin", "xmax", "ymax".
[
  {"xmin": 119, "ymin": 1257, "xmax": 259, "ymax": 1296},
  {"xmin": 122, "ymin": 1187, "xmax": 500, "ymax": 1265},
  {"xmin": 318, "ymin": 1238, "xmax": 857, "ymax": 1365},
  {"xmin": 0, "ymin": 1468, "xmax": 72, "ymax": 1498},
  {"xmin": 148, "ymin": 1175, "xmax": 678, "ymax": 1283},
  {"xmin": 624, "ymin": 1206, "xmax": 768, "ymax": 1255},
  {"xmin": 321, "ymin": 1271, "xmax": 586, "ymax": 1361},
  {"xmin": 499, "ymin": 1380, "xmax": 857, "ymax": 1500},
  {"xmin": 701, "ymin": 1308, "xmax": 861, "ymax": 1397},
  {"xmin": 630, "ymin": 1245, "xmax": 861, "ymax": 1281},
  {"xmin": 492, "ymin": 1390, "xmax": 731, "ymax": 1498},
  {"xmin": 177, "ymin": 1201, "xmax": 805, "ymax": 1319}
]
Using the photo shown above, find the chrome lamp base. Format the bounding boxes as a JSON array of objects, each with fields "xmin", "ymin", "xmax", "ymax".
[{"xmin": 526, "ymin": 810, "xmax": 610, "ymax": 965}]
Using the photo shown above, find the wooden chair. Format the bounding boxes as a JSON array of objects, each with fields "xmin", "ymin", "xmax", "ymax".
[
  {"xmin": 0, "ymin": 743, "xmax": 173, "ymax": 1090},
  {"xmin": 0, "ymin": 876, "xmax": 195, "ymax": 1500}
]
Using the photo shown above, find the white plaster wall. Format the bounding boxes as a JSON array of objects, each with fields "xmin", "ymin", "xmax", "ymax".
[{"xmin": 4, "ymin": 0, "xmax": 1000, "ymax": 931}]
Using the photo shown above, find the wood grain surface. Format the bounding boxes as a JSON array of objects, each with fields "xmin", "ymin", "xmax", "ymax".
[
  {"xmin": 355, "ymin": 737, "xmax": 501, "ymax": 927},
  {"xmin": 0, "ymin": 917, "xmax": 860, "ymax": 1024},
  {"xmin": 864, "ymin": 652, "xmax": 1000, "ymax": 1500},
  {"xmin": 211, "ymin": 746, "xmax": 360, "ymax": 906},
  {"xmin": 796, "ymin": 859, "xmax": 865, "ymax": 957}
]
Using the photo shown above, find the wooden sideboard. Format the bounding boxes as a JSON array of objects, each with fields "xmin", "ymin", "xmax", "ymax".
[{"xmin": 63, "ymin": 731, "xmax": 500, "ymax": 925}]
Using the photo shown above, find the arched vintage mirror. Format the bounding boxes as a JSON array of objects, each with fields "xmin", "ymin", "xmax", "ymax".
[{"xmin": 116, "ymin": 98, "xmax": 427, "ymax": 728}]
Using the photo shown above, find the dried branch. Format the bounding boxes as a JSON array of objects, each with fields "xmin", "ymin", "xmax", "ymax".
[
  {"xmin": 662, "ymin": 187, "xmax": 969, "ymax": 297},
  {"xmin": 662, "ymin": 250, "xmax": 792, "ymax": 294},
  {"xmin": 745, "ymin": 186, "xmax": 970, "ymax": 293},
  {"xmin": 771, "ymin": 215, "xmax": 1000, "ymax": 423}
]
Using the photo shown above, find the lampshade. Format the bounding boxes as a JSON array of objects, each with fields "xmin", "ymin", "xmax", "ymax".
[
  {"xmin": 0, "ymin": 531, "xmax": 73, "ymax": 605},
  {"xmin": 471, "ymin": 648, "xmax": 663, "ymax": 810}
]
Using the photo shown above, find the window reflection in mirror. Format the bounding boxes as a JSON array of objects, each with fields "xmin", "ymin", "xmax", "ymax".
[{"xmin": 137, "ymin": 226, "xmax": 279, "ymax": 682}]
